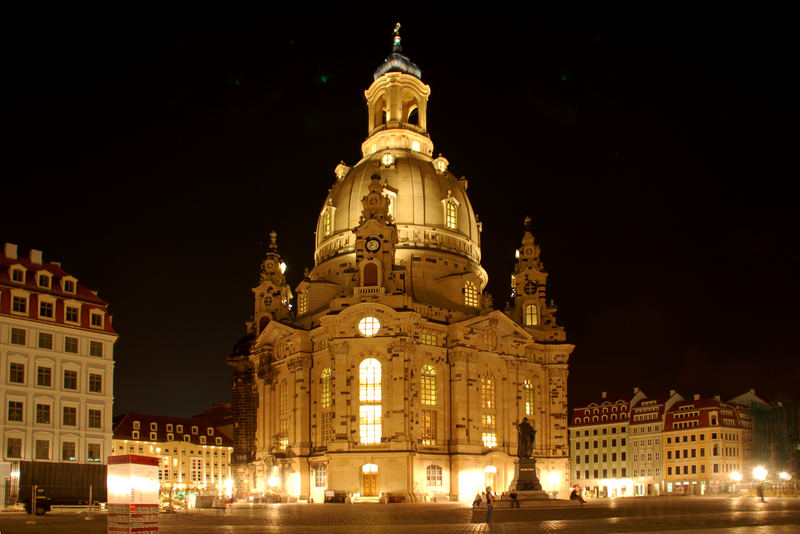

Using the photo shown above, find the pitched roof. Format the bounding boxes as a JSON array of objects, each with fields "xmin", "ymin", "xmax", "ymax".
[{"xmin": 112, "ymin": 412, "xmax": 233, "ymax": 447}]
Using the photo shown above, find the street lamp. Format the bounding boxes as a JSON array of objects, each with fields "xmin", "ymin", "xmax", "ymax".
[
  {"xmin": 779, "ymin": 472, "xmax": 791, "ymax": 481},
  {"xmin": 753, "ymin": 466, "xmax": 767, "ymax": 482},
  {"xmin": 730, "ymin": 471, "xmax": 742, "ymax": 482}
]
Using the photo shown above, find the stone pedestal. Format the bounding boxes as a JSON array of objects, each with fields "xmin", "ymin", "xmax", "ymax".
[{"xmin": 509, "ymin": 458, "xmax": 549, "ymax": 500}]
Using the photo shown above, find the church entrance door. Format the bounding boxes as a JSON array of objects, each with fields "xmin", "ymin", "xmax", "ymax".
[{"xmin": 363, "ymin": 473, "xmax": 378, "ymax": 496}]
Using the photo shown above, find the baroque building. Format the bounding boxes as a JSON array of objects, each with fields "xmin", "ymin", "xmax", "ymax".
[
  {"xmin": 1, "ymin": 243, "xmax": 117, "ymax": 469},
  {"xmin": 227, "ymin": 29, "xmax": 573, "ymax": 503}
]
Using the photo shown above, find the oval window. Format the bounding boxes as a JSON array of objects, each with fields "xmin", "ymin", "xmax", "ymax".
[{"xmin": 358, "ymin": 316, "xmax": 381, "ymax": 337}]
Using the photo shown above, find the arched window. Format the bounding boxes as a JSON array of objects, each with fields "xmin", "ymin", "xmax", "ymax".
[
  {"xmin": 523, "ymin": 380, "xmax": 534, "ymax": 416},
  {"xmin": 359, "ymin": 358, "xmax": 381, "ymax": 444},
  {"xmin": 445, "ymin": 201, "xmax": 457, "ymax": 229},
  {"xmin": 298, "ymin": 291, "xmax": 308, "ymax": 315},
  {"xmin": 464, "ymin": 281, "xmax": 479, "ymax": 307},
  {"xmin": 319, "ymin": 367, "xmax": 334, "ymax": 443},
  {"xmin": 481, "ymin": 374, "xmax": 497, "ymax": 448},
  {"xmin": 524, "ymin": 304, "xmax": 538, "ymax": 326},
  {"xmin": 363, "ymin": 263, "xmax": 378, "ymax": 286},
  {"xmin": 421, "ymin": 365, "xmax": 436, "ymax": 406},
  {"xmin": 320, "ymin": 369, "xmax": 333, "ymax": 409},
  {"xmin": 279, "ymin": 380, "xmax": 288, "ymax": 449},
  {"xmin": 426, "ymin": 465, "xmax": 442, "ymax": 486}
]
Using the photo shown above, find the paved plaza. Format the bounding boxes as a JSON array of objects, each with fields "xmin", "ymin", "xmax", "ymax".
[{"xmin": 1, "ymin": 496, "xmax": 799, "ymax": 533}]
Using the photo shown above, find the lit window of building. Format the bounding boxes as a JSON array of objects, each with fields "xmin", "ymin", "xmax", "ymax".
[
  {"xmin": 445, "ymin": 201, "xmax": 457, "ymax": 229},
  {"xmin": 464, "ymin": 281, "xmax": 479, "ymax": 307},
  {"xmin": 523, "ymin": 380, "xmax": 534, "ymax": 416},
  {"xmin": 481, "ymin": 374, "xmax": 497, "ymax": 448},
  {"xmin": 524, "ymin": 304, "xmax": 538, "ymax": 326},
  {"xmin": 359, "ymin": 358, "xmax": 381, "ymax": 444},
  {"xmin": 358, "ymin": 316, "xmax": 381, "ymax": 337},
  {"xmin": 420, "ymin": 365, "xmax": 436, "ymax": 406},
  {"xmin": 426, "ymin": 465, "xmax": 443, "ymax": 486}
]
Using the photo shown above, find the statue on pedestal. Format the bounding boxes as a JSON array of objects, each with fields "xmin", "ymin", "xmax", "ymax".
[{"xmin": 516, "ymin": 417, "xmax": 536, "ymax": 459}]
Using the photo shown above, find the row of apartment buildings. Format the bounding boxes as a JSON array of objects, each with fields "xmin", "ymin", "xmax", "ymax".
[
  {"xmin": 569, "ymin": 388, "xmax": 799, "ymax": 497},
  {"xmin": 1, "ymin": 243, "xmax": 233, "ymax": 503}
]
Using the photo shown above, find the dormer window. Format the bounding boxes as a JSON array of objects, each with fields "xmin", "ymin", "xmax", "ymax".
[
  {"xmin": 11, "ymin": 267, "xmax": 25, "ymax": 283},
  {"xmin": 150, "ymin": 422, "xmax": 158, "ymax": 431},
  {"xmin": 166, "ymin": 423, "xmax": 173, "ymax": 432},
  {"xmin": 65, "ymin": 305, "xmax": 80, "ymax": 323},
  {"xmin": 321, "ymin": 203, "xmax": 336, "ymax": 237},
  {"xmin": 90, "ymin": 311, "xmax": 104, "ymax": 328},
  {"xmin": 132, "ymin": 430, "xmax": 139, "ymax": 439},
  {"xmin": 183, "ymin": 435, "xmax": 191, "ymax": 442},
  {"xmin": 207, "ymin": 428, "xmax": 214, "ymax": 436},
  {"xmin": 62, "ymin": 278, "xmax": 76, "ymax": 294},
  {"xmin": 432, "ymin": 154, "xmax": 449, "ymax": 174},
  {"xmin": 150, "ymin": 432, "xmax": 157, "ymax": 441},
  {"xmin": 445, "ymin": 202, "xmax": 457, "ymax": 229},
  {"xmin": 215, "ymin": 437, "xmax": 222, "ymax": 445},
  {"xmin": 176, "ymin": 424, "xmax": 183, "ymax": 433},
  {"xmin": 441, "ymin": 192, "xmax": 460, "ymax": 231},
  {"xmin": 133, "ymin": 421, "xmax": 141, "ymax": 430},
  {"xmin": 39, "ymin": 300, "xmax": 54, "ymax": 319},
  {"xmin": 37, "ymin": 273, "xmax": 51, "ymax": 288},
  {"xmin": 200, "ymin": 436, "xmax": 207, "ymax": 444},
  {"xmin": 191, "ymin": 426, "xmax": 199, "ymax": 435}
]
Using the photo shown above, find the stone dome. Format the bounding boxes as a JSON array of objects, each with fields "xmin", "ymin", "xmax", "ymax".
[{"xmin": 314, "ymin": 148, "xmax": 482, "ymax": 268}]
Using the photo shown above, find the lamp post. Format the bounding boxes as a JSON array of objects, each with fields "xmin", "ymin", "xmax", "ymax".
[
  {"xmin": 730, "ymin": 471, "xmax": 742, "ymax": 496},
  {"xmin": 753, "ymin": 466, "xmax": 767, "ymax": 502}
]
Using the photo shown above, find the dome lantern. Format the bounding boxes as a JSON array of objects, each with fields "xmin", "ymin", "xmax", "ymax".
[{"xmin": 363, "ymin": 23, "xmax": 432, "ymax": 157}]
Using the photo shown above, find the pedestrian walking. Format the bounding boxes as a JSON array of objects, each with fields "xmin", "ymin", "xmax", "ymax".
[
  {"xmin": 509, "ymin": 487, "xmax": 520, "ymax": 508},
  {"xmin": 758, "ymin": 482, "xmax": 766, "ymax": 502},
  {"xmin": 485, "ymin": 486, "xmax": 495, "ymax": 523}
]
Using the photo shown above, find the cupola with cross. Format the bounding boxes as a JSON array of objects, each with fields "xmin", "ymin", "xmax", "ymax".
[
  {"xmin": 507, "ymin": 218, "xmax": 566, "ymax": 342},
  {"xmin": 251, "ymin": 231, "xmax": 293, "ymax": 334}
]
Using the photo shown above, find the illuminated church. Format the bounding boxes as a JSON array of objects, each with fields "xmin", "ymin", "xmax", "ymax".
[{"xmin": 226, "ymin": 26, "xmax": 573, "ymax": 503}]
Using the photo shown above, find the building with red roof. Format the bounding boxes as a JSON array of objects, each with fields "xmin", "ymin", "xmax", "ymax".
[
  {"xmin": 1, "ymin": 242, "xmax": 117, "ymax": 467},
  {"xmin": 112, "ymin": 412, "xmax": 233, "ymax": 496}
]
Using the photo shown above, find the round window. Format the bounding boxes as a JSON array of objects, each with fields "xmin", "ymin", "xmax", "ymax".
[
  {"xmin": 358, "ymin": 316, "xmax": 381, "ymax": 337},
  {"xmin": 381, "ymin": 153, "xmax": 394, "ymax": 167}
]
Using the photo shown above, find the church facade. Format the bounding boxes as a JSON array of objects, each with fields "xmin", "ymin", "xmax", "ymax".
[{"xmin": 227, "ymin": 29, "xmax": 573, "ymax": 503}]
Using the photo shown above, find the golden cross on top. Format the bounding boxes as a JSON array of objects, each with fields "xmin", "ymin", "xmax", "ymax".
[{"xmin": 393, "ymin": 22, "xmax": 402, "ymax": 50}]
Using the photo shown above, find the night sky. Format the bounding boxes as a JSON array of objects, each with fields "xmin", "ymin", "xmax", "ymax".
[{"xmin": 4, "ymin": 9, "xmax": 797, "ymax": 417}]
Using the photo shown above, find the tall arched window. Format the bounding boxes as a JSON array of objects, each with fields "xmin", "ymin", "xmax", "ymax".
[
  {"xmin": 321, "ymin": 369, "xmax": 333, "ymax": 408},
  {"xmin": 524, "ymin": 304, "xmax": 538, "ymax": 326},
  {"xmin": 421, "ymin": 365, "xmax": 436, "ymax": 406},
  {"xmin": 481, "ymin": 374, "xmax": 497, "ymax": 448},
  {"xmin": 523, "ymin": 380, "xmax": 534, "ymax": 416},
  {"xmin": 359, "ymin": 358, "xmax": 381, "ymax": 444},
  {"xmin": 464, "ymin": 281, "xmax": 479, "ymax": 307},
  {"xmin": 420, "ymin": 365, "xmax": 437, "ymax": 445},
  {"xmin": 279, "ymin": 380, "xmax": 288, "ymax": 449},
  {"xmin": 320, "ymin": 368, "xmax": 334, "ymax": 444}
]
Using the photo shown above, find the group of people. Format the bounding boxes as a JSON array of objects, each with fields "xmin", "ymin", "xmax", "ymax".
[{"xmin": 473, "ymin": 484, "xmax": 587, "ymax": 523}]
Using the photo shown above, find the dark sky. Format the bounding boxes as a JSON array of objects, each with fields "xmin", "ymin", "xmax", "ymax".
[{"xmin": 4, "ymin": 9, "xmax": 798, "ymax": 417}]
